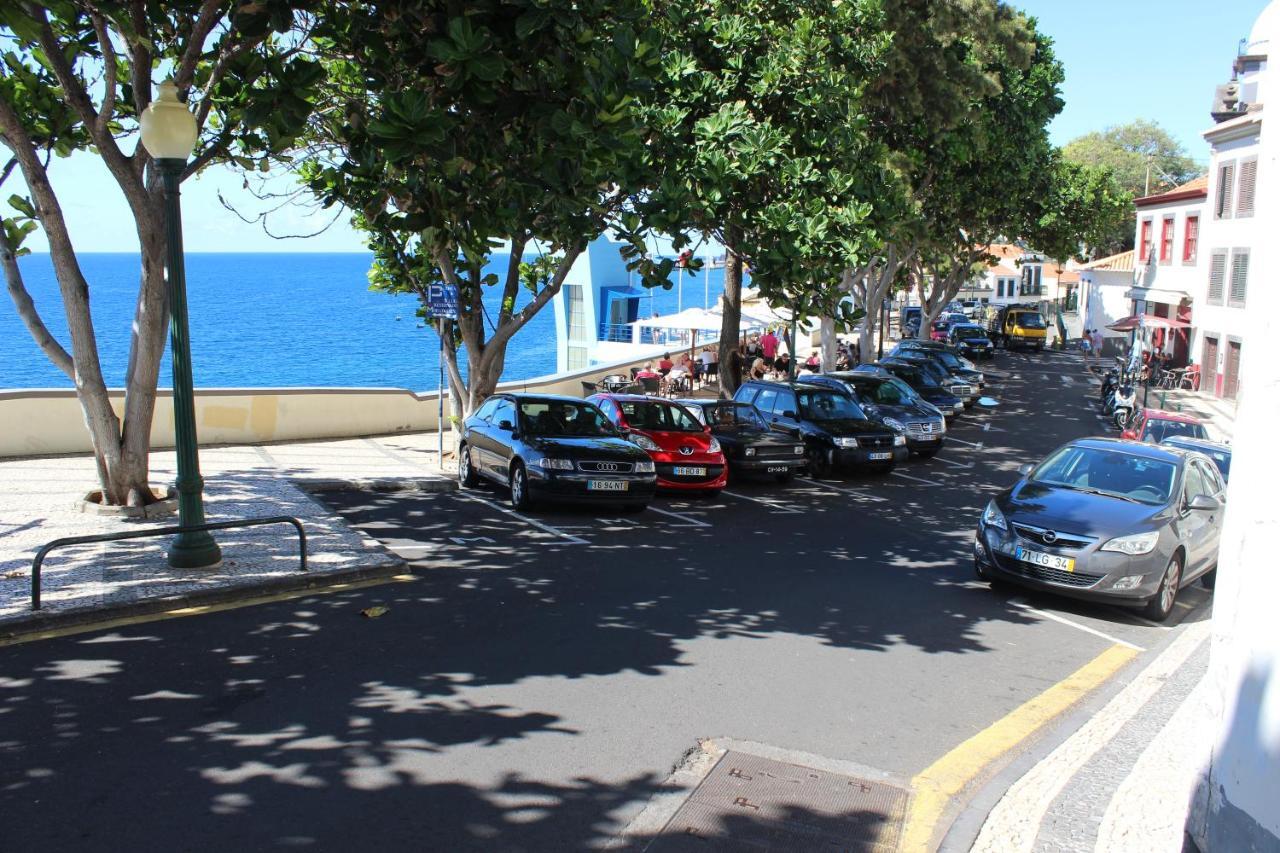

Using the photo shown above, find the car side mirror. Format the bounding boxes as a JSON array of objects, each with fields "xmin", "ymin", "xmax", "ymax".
[
  {"xmin": 1017, "ymin": 463, "xmax": 1034, "ymax": 476},
  {"xmin": 782, "ymin": 410, "xmax": 797, "ymax": 419},
  {"xmin": 498, "ymin": 419, "xmax": 514, "ymax": 431},
  {"xmin": 1188, "ymin": 494, "xmax": 1220, "ymax": 512}
]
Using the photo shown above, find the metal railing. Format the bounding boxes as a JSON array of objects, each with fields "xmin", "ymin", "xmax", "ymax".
[{"xmin": 29, "ymin": 516, "xmax": 307, "ymax": 611}]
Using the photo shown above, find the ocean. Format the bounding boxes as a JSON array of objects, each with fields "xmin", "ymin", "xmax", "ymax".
[{"xmin": 0, "ymin": 253, "xmax": 731, "ymax": 391}]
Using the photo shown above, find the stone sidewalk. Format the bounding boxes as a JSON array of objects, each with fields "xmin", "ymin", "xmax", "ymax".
[{"xmin": 0, "ymin": 433, "xmax": 455, "ymax": 636}]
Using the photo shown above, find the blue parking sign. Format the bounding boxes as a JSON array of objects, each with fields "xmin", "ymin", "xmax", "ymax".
[{"xmin": 427, "ymin": 283, "xmax": 458, "ymax": 319}]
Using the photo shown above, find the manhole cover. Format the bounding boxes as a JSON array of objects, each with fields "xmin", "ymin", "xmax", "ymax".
[{"xmin": 649, "ymin": 750, "xmax": 907, "ymax": 851}]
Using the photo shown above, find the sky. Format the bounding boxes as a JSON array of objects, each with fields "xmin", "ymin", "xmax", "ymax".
[{"xmin": 5, "ymin": 0, "xmax": 1270, "ymax": 255}]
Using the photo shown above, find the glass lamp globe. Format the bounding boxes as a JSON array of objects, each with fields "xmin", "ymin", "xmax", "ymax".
[{"xmin": 140, "ymin": 80, "xmax": 197, "ymax": 160}]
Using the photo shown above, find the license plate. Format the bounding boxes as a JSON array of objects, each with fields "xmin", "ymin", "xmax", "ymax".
[
  {"xmin": 868, "ymin": 452, "xmax": 893, "ymax": 461},
  {"xmin": 1016, "ymin": 546, "xmax": 1074, "ymax": 572},
  {"xmin": 915, "ymin": 435, "xmax": 939, "ymax": 441},
  {"xmin": 766, "ymin": 466, "xmax": 789, "ymax": 473},
  {"xmin": 672, "ymin": 466, "xmax": 706, "ymax": 477},
  {"xmin": 587, "ymin": 480, "xmax": 628, "ymax": 492}
]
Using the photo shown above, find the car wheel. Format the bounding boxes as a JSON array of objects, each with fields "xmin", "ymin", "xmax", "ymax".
[
  {"xmin": 808, "ymin": 448, "xmax": 834, "ymax": 479},
  {"xmin": 774, "ymin": 471, "xmax": 795, "ymax": 484},
  {"xmin": 509, "ymin": 463, "xmax": 535, "ymax": 512},
  {"xmin": 458, "ymin": 444, "xmax": 480, "ymax": 488},
  {"xmin": 1143, "ymin": 554, "xmax": 1183, "ymax": 622},
  {"xmin": 1201, "ymin": 568, "xmax": 1217, "ymax": 590}
]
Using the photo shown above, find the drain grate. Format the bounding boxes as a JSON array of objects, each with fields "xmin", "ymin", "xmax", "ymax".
[{"xmin": 649, "ymin": 750, "xmax": 908, "ymax": 851}]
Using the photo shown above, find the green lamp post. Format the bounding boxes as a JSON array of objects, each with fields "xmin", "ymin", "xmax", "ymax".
[{"xmin": 140, "ymin": 80, "xmax": 222, "ymax": 569}]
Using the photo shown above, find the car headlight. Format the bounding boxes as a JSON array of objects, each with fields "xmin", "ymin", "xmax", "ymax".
[
  {"xmin": 744, "ymin": 447, "xmax": 757, "ymax": 457},
  {"xmin": 707, "ymin": 437, "xmax": 721, "ymax": 454},
  {"xmin": 883, "ymin": 417, "xmax": 906, "ymax": 433},
  {"xmin": 629, "ymin": 433, "xmax": 661, "ymax": 452},
  {"xmin": 835, "ymin": 436, "xmax": 859, "ymax": 448},
  {"xmin": 1100, "ymin": 531, "xmax": 1160, "ymax": 556},
  {"xmin": 633, "ymin": 460, "xmax": 656, "ymax": 473},
  {"xmin": 981, "ymin": 499, "xmax": 1007, "ymax": 532},
  {"xmin": 893, "ymin": 434, "xmax": 907, "ymax": 446},
  {"xmin": 537, "ymin": 458, "xmax": 574, "ymax": 470}
]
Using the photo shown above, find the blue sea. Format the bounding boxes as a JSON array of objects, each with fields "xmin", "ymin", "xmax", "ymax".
[{"xmin": 0, "ymin": 253, "xmax": 731, "ymax": 391}]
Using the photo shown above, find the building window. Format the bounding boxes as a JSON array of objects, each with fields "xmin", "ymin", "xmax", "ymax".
[
  {"xmin": 1215, "ymin": 161, "xmax": 1236, "ymax": 219},
  {"xmin": 565, "ymin": 284, "xmax": 588, "ymax": 342},
  {"xmin": 1236, "ymin": 157, "xmax": 1257, "ymax": 218},
  {"xmin": 1207, "ymin": 250, "xmax": 1227, "ymax": 305},
  {"xmin": 1159, "ymin": 216, "xmax": 1174, "ymax": 264},
  {"xmin": 1228, "ymin": 248, "xmax": 1249, "ymax": 308},
  {"xmin": 1183, "ymin": 215, "xmax": 1199, "ymax": 264},
  {"xmin": 1139, "ymin": 218, "xmax": 1153, "ymax": 261},
  {"xmin": 567, "ymin": 345, "xmax": 588, "ymax": 370}
]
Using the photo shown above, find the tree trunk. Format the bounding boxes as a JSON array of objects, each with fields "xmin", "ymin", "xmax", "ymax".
[
  {"xmin": 716, "ymin": 228, "xmax": 744, "ymax": 397},
  {"xmin": 819, "ymin": 317, "xmax": 837, "ymax": 371}
]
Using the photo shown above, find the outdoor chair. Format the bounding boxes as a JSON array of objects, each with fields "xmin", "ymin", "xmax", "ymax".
[
  {"xmin": 581, "ymin": 381, "xmax": 600, "ymax": 396},
  {"xmin": 1179, "ymin": 365, "xmax": 1201, "ymax": 391},
  {"xmin": 639, "ymin": 376, "xmax": 661, "ymax": 395}
]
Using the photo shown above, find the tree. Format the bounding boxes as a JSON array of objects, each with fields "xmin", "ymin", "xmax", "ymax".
[
  {"xmin": 0, "ymin": 2, "xmax": 324, "ymax": 506},
  {"xmin": 1063, "ymin": 119, "xmax": 1201, "ymax": 253},
  {"xmin": 637, "ymin": 1, "xmax": 890, "ymax": 394},
  {"xmin": 303, "ymin": 0, "xmax": 664, "ymax": 419}
]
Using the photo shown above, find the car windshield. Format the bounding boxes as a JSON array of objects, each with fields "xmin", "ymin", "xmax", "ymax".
[
  {"xmin": 884, "ymin": 377, "xmax": 923, "ymax": 403},
  {"xmin": 893, "ymin": 365, "xmax": 938, "ymax": 388},
  {"xmin": 1164, "ymin": 440, "xmax": 1232, "ymax": 480},
  {"xmin": 1145, "ymin": 419, "xmax": 1209, "ymax": 443},
  {"xmin": 1014, "ymin": 311, "xmax": 1046, "ymax": 329},
  {"xmin": 797, "ymin": 389, "xmax": 866, "ymax": 422},
  {"xmin": 704, "ymin": 402, "xmax": 768, "ymax": 431},
  {"xmin": 953, "ymin": 326, "xmax": 984, "ymax": 340},
  {"xmin": 620, "ymin": 400, "xmax": 704, "ymax": 432},
  {"xmin": 932, "ymin": 322, "xmax": 948, "ymax": 331},
  {"xmin": 1030, "ymin": 445, "xmax": 1178, "ymax": 505},
  {"xmin": 519, "ymin": 401, "xmax": 616, "ymax": 437}
]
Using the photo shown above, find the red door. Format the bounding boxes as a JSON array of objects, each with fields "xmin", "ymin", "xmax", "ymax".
[
  {"xmin": 1223, "ymin": 341, "xmax": 1242, "ymax": 401},
  {"xmin": 1202, "ymin": 336, "xmax": 1220, "ymax": 397}
]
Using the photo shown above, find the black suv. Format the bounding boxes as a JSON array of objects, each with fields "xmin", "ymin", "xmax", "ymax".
[
  {"xmin": 733, "ymin": 380, "xmax": 907, "ymax": 476},
  {"xmin": 458, "ymin": 394, "xmax": 657, "ymax": 511},
  {"xmin": 863, "ymin": 361, "xmax": 965, "ymax": 418},
  {"xmin": 807, "ymin": 372, "xmax": 947, "ymax": 457}
]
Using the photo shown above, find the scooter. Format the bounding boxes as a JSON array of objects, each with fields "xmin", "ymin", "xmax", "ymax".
[{"xmin": 1111, "ymin": 380, "xmax": 1136, "ymax": 430}]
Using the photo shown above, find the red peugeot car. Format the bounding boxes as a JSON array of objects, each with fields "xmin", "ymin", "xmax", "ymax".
[
  {"xmin": 1121, "ymin": 408, "xmax": 1210, "ymax": 443},
  {"xmin": 587, "ymin": 394, "xmax": 728, "ymax": 494}
]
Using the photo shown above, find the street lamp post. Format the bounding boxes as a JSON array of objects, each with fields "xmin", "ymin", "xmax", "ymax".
[{"xmin": 141, "ymin": 80, "xmax": 221, "ymax": 569}]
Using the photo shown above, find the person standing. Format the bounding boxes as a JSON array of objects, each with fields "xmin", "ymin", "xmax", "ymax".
[
  {"xmin": 761, "ymin": 328, "xmax": 778, "ymax": 361},
  {"xmin": 1091, "ymin": 327, "xmax": 1104, "ymax": 360}
]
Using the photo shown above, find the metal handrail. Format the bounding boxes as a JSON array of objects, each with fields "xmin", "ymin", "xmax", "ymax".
[{"xmin": 30, "ymin": 516, "xmax": 307, "ymax": 611}]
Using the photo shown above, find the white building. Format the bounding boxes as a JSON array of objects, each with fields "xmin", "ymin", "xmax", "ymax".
[
  {"xmin": 1128, "ymin": 175, "xmax": 1208, "ymax": 367},
  {"xmin": 1077, "ymin": 250, "xmax": 1135, "ymax": 355}
]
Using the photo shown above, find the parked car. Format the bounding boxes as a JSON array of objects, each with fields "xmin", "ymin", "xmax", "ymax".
[
  {"xmin": 929, "ymin": 320, "xmax": 950, "ymax": 342},
  {"xmin": 810, "ymin": 372, "xmax": 947, "ymax": 457},
  {"xmin": 458, "ymin": 394, "xmax": 657, "ymax": 511},
  {"xmin": 961, "ymin": 300, "xmax": 984, "ymax": 319},
  {"xmin": 948, "ymin": 323, "xmax": 996, "ymax": 360},
  {"xmin": 884, "ymin": 352, "xmax": 978, "ymax": 407},
  {"xmin": 975, "ymin": 437, "xmax": 1225, "ymax": 620},
  {"xmin": 733, "ymin": 380, "xmax": 908, "ymax": 477},
  {"xmin": 900, "ymin": 305, "xmax": 922, "ymax": 337},
  {"xmin": 988, "ymin": 304, "xmax": 1048, "ymax": 351},
  {"xmin": 676, "ymin": 400, "xmax": 807, "ymax": 483},
  {"xmin": 1121, "ymin": 408, "xmax": 1210, "ymax": 444},
  {"xmin": 1160, "ymin": 436, "xmax": 1232, "ymax": 482},
  {"xmin": 890, "ymin": 341, "xmax": 986, "ymax": 390},
  {"xmin": 862, "ymin": 361, "xmax": 965, "ymax": 418},
  {"xmin": 587, "ymin": 394, "xmax": 728, "ymax": 495}
]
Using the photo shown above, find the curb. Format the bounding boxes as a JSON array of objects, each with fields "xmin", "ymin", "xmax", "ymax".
[
  {"xmin": 300, "ymin": 476, "xmax": 458, "ymax": 494},
  {"xmin": 0, "ymin": 557, "xmax": 407, "ymax": 645}
]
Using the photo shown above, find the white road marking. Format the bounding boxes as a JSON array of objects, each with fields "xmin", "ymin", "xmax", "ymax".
[
  {"xmin": 647, "ymin": 506, "xmax": 713, "ymax": 528},
  {"xmin": 891, "ymin": 471, "xmax": 941, "ymax": 486},
  {"xmin": 448, "ymin": 535, "xmax": 496, "ymax": 545},
  {"xmin": 946, "ymin": 437, "xmax": 985, "ymax": 449},
  {"xmin": 1060, "ymin": 375, "xmax": 1075, "ymax": 385},
  {"xmin": 451, "ymin": 491, "xmax": 590, "ymax": 545},
  {"xmin": 722, "ymin": 490, "xmax": 803, "ymax": 513},
  {"xmin": 1009, "ymin": 599, "xmax": 1146, "ymax": 651},
  {"xmin": 802, "ymin": 480, "xmax": 890, "ymax": 502},
  {"xmin": 933, "ymin": 456, "xmax": 975, "ymax": 470}
]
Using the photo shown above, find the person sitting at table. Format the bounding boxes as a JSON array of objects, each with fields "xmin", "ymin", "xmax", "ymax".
[
  {"xmin": 774, "ymin": 352, "xmax": 791, "ymax": 375},
  {"xmin": 657, "ymin": 353, "xmax": 674, "ymax": 376},
  {"xmin": 749, "ymin": 357, "xmax": 768, "ymax": 380},
  {"xmin": 635, "ymin": 362, "xmax": 660, "ymax": 380},
  {"xmin": 666, "ymin": 361, "xmax": 691, "ymax": 394}
]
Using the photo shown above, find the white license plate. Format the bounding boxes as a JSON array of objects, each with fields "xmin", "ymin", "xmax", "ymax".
[
  {"xmin": 915, "ymin": 435, "xmax": 939, "ymax": 441},
  {"xmin": 766, "ymin": 466, "xmax": 789, "ymax": 473},
  {"xmin": 587, "ymin": 480, "xmax": 628, "ymax": 492},
  {"xmin": 1016, "ymin": 546, "xmax": 1074, "ymax": 572},
  {"xmin": 672, "ymin": 466, "xmax": 707, "ymax": 477},
  {"xmin": 868, "ymin": 452, "xmax": 893, "ymax": 461}
]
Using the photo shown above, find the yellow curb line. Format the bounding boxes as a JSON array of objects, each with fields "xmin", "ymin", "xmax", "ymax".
[
  {"xmin": 0, "ymin": 573, "xmax": 420, "ymax": 648},
  {"xmin": 900, "ymin": 643, "xmax": 1139, "ymax": 851}
]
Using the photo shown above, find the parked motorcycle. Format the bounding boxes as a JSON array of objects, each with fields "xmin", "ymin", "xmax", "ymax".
[{"xmin": 1111, "ymin": 380, "xmax": 1136, "ymax": 430}]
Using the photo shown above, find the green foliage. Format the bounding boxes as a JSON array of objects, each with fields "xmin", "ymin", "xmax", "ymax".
[{"xmin": 1025, "ymin": 155, "xmax": 1132, "ymax": 262}]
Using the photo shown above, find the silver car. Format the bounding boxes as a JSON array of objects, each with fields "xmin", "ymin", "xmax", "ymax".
[{"xmin": 974, "ymin": 438, "xmax": 1225, "ymax": 621}]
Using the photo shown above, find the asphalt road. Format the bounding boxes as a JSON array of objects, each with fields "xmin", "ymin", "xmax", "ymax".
[{"xmin": 0, "ymin": 350, "xmax": 1211, "ymax": 852}]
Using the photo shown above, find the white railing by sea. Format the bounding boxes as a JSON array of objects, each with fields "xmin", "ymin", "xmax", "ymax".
[{"xmin": 0, "ymin": 346, "xmax": 718, "ymax": 458}]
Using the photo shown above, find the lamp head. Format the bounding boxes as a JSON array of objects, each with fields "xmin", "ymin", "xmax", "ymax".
[{"xmin": 140, "ymin": 79, "xmax": 197, "ymax": 160}]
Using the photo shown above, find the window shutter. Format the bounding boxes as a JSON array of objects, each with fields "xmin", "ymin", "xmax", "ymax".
[
  {"xmin": 1236, "ymin": 159, "xmax": 1257, "ymax": 217},
  {"xmin": 1207, "ymin": 251, "xmax": 1227, "ymax": 303},
  {"xmin": 1229, "ymin": 250, "xmax": 1249, "ymax": 306},
  {"xmin": 1216, "ymin": 162, "xmax": 1235, "ymax": 219},
  {"xmin": 1183, "ymin": 216, "xmax": 1199, "ymax": 263}
]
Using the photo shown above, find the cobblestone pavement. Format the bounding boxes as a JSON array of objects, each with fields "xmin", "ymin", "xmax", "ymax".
[
  {"xmin": 970, "ymin": 619, "xmax": 1213, "ymax": 853},
  {"xmin": 0, "ymin": 433, "xmax": 453, "ymax": 624}
]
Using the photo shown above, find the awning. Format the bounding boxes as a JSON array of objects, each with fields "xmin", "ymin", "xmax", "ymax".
[
  {"xmin": 1124, "ymin": 287, "xmax": 1192, "ymax": 305},
  {"xmin": 631, "ymin": 307, "xmax": 766, "ymax": 333},
  {"xmin": 1107, "ymin": 314, "xmax": 1192, "ymax": 332}
]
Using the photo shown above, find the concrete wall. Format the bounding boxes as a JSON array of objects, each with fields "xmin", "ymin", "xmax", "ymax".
[{"xmin": 0, "ymin": 349, "xmax": 689, "ymax": 458}]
